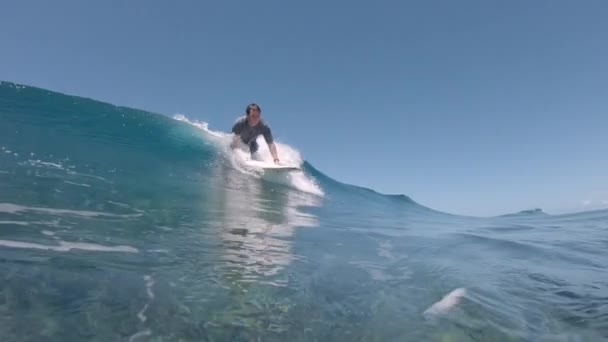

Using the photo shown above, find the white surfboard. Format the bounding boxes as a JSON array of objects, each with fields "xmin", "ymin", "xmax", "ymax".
[{"xmin": 243, "ymin": 159, "xmax": 301, "ymax": 171}]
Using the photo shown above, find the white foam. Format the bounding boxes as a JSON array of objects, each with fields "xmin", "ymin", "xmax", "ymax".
[
  {"xmin": 28, "ymin": 160, "xmax": 64, "ymax": 169},
  {"xmin": 284, "ymin": 171, "xmax": 324, "ymax": 196},
  {"xmin": 0, "ymin": 203, "xmax": 26, "ymax": 213},
  {"xmin": 64, "ymin": 181, "xmax": 91, "ymax": 187},
  {"xmin": 377, "ymin": 241, "xmax": 396, "ymax": 260},
  {"xmin": 423, "ymin": 288, "xmax": 467, "ymax": 317},
  {"xmin": 0, "ymin": 203, "xmax": 140, "ymax": 218},
  {"xmin": 137, "ymin": 275, "xmax": 155, "ymax": 323},
  {"xmin": 137, "ymin": 304, "xmax": 150, "ymax": 322},
  {"xmin": 0, "ymin": 220, "xmax": 61, "ymax": 227},
  {"xmin": 173, "ymin": 114, "xmax": 324, "ymax": 196},
  {"xmin": 62, "ymin": 167, "xmax": 110, "ymax": 183},
  {"xmin": 0, "ymin": 221, "xmax": 29, "ymax": 226},
  {"xmin": 72, "ymin": 172, "xmax": 110, "ymax": 182},
  {"xmin": 128, "ymin": 330, "xmax": 151, "ymax": 342},
  {"xmin": 0, "ymin": 239, "xmax": 138, "ymax": 253},
  {"xmin": 107, "ymin": 201, "xmax": 130, "ymax": 208},
  {"xmin": 144, "ymin": 275, "xmax": 155, "ymax": 299},
  {"xmin": 174, "ymin": 114, "xmax": 207, "ymax": 129},
  {"xmin": 350, "ymin": 260, "xmax": 394, "ymax": 281},
  {"xmin": 147, "ymin": 249, "xmax": 170, "ymax": 253}
]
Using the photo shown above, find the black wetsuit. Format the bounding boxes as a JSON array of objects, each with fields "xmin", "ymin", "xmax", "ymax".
[{"xmin": 231, "ymin": 117, "xmax": 274, "ymax": 154}]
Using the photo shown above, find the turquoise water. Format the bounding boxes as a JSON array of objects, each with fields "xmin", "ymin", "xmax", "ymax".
[{"xmin": 1, "ymin": 81, "xmax": 607, "ymax": 341}]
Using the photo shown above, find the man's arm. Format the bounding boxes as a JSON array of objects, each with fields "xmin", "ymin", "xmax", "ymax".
[
  {"xmin": 230, "ymin": 119, "xmax": 244, "ymax": 149},
  {"xmin": 230, "ymin": 134, "xmax": 240, "ymax": 149},
  {"xmin": 263, "ymin": 126, "xmax": 280, "ymax": 163},
  {"xmin": 268, "ymin": 143, "xmax": 279, "ymax": 163}
]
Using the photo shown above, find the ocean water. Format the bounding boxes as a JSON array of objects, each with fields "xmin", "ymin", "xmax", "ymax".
[{"xmin": 0, "ymin": 81, "xmax": 607, "ymax": 342}]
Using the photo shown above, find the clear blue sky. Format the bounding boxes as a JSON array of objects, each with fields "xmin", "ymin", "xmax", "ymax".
[{"xmin": 1, "ymin": 0, "xmax": 607, "ymax": 216}]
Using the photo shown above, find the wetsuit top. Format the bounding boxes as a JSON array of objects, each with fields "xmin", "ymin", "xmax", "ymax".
[{"xmin": 231, "ymin": 116, "xmax": 274, "ymax": 152}]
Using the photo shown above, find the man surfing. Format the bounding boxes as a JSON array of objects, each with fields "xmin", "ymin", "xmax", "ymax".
[{"xmin": 230, "ymin": 103, "xmax": 280, "ymax": 164}]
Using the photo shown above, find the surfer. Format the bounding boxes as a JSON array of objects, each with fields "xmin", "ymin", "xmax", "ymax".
[{"xmin": 230, "ymin": 103, "xmax": 280, "ymax": 164}]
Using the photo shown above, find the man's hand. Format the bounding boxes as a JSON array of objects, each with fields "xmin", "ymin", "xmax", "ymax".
[
  {"xmin": 269, "ymin": 143, "xmax": 280, "ymax": 164},
  {"xmin": 230, "ymin": 135, "xmax": 239, "ymax": 149}
]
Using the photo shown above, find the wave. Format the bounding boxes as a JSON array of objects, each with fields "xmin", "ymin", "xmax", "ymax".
[
  {"xmin": 2, "ymin": 80, "xmax": 605, "ymax": 218},
  {"xmin": 498, "ymin": 208, "xmax": 550, "ymax": 218}
]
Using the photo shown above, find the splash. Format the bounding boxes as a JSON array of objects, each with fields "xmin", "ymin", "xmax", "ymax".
[
  {"xmin": 423, "ymin": 288, "xmax": 467, "ymax": 318},
  {"xmin": 173, "ymin": 114, "xmax": 324, "ymax": 196}
]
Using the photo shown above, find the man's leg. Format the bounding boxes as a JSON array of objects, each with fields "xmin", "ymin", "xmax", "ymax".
[{"xmin": 249, "ymin": 140, "xmax": 260, "ymax": 160}]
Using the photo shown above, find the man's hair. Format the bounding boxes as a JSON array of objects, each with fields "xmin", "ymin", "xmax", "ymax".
[{"xmin": 246, "ymin": 103, "xmax": 262, "ymax": 116}]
